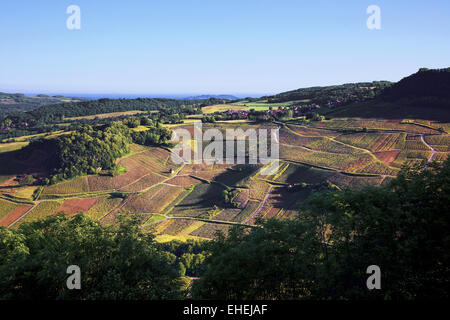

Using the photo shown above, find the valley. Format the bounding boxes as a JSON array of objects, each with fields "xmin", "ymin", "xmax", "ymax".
[{"xmin": 1, "ymin": 113, "xmax": 448, "ymax": 242}]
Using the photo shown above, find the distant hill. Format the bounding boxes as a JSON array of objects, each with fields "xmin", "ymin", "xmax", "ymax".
[
  {"xmin": 0, "ymin": 92, "xmax": 84, "ymax": 113},
  {"xmin": 382, "ymin": 68, "xmax": 450, "ymax": 100},
  {"xmin": 184, "ymin": 94, "xmax": 239, "ymax": 100},
  {"xmin": 324, "ymin": 68, "xmax": 450, "ymax": 121},
  {"xmin": 263, "ymin": 81, "xmax": 392, "ymax": 106},
  {"xmin": 0, "ymin": 96, "xmax": 225, "ymax": 140},
  {"xmin": 29, "ymin": 96, "xmax": 229, "ymax": 120}
]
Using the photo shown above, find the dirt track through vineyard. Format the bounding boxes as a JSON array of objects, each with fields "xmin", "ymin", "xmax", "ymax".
[
  {"xmin": 8, "ymin": 201, "xmax": 41, "ymax": 227},
  {"xmin": 244, "ymin": 186, "xmax": 273, "ymax": 224},
  {"xmin": 420, "ymin": 134, "xmax": 436, "ymax": 163}
]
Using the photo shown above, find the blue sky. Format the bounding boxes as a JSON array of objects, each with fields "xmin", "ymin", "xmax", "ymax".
[{"xmin": 1, "ymin": 0, "xmax": 449, "ymax": 96}]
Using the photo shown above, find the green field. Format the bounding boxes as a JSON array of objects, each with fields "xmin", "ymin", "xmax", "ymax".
[{"xmin": 202, "ymin": 99, "xmax": 309, "ymax": 113}]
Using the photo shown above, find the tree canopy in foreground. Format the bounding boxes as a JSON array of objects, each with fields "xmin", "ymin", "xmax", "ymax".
[{"xmin": 0, "ymin": 215, "xmax": 188, "ymax": 300}]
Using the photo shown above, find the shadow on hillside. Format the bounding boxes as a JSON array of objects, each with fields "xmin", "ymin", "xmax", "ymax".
[
  {"xmin": 325, "ymin": 99, "xmax": 450, "ymax": 122},
  {"xmin": 213, "ymin": 164, "xmax": 261, "ymax": 187},
  {"xmin": 0, "ymin": 149, "xmax": 48, "ymax": 176},
  {"xmin": 269, "ymin": 186, "xmax": 313, "ymax": 210}
]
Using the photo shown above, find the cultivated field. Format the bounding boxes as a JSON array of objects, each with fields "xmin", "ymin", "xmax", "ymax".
[
  {"xmin": 203, "ymin": 100, "xmax": 309, "ymax": 114},
  {"xmin": 1, "ymin": 117, "xmax": 448, "ymax": 241}
]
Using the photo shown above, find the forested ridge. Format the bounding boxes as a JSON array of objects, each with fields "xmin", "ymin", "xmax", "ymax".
[
  {"xmin": 377, "ymin": 68, "xmax": 450, "ymax": 111},
  {"xmin": 263, "ymin": 81, "xmax": 392, "ymax": 105},
  {"xmin": 31, "ymin": 98, "xmax": 195, "ymax": 119},
  {"xmin": 0, "ymin": 92, "xmax": 83, "ymax": 113},
  {"xmin": 0, "ymin": 97, "xmax": 223, "ymax": 140},
  {"xmin": 383, "ymin": 68, "xmax": 450, "ymax": 100},
  {"xmin": 322, "ymin": 68, "xmax": 450, "ymax": 120}
]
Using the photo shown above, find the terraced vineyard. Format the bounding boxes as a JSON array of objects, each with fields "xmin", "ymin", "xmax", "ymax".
[{"xmin": 0, "ymin": 118, "xmax": 448, "ymax": 241}]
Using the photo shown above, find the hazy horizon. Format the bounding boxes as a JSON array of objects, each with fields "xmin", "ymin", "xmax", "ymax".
[{"xmin": 12, "ymin": 92, "xmax": 264, "ymax": 100}]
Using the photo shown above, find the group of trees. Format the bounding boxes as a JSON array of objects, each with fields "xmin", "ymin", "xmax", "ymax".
[
  {"xmin": 22, "ymin": 116, "xmax": 174, "ymax": 184},
  {"xmin": 221, "ymin": 188, "xmax": 239, "ymax": 208},
  {"xmin": 131, "ymin": 127, "xmax": 172, "ymax": 146},
  {"xmin": 28, "ymin": 122, "xmax": 132, "ymax": 184},
  {"xmin": 125, "ymin": 115, "xmax": 173, "ymax": 146},
  {"xmin": 0, "ymin": 213, "xmax": 212, "ymax": 300},
  {"xmin": 159, "ymin": 240, "xmax": 208, "ymax": 277},
  {"xmin": 0, "ymin": 215, "xmax": 190, "ymax": 299}
]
